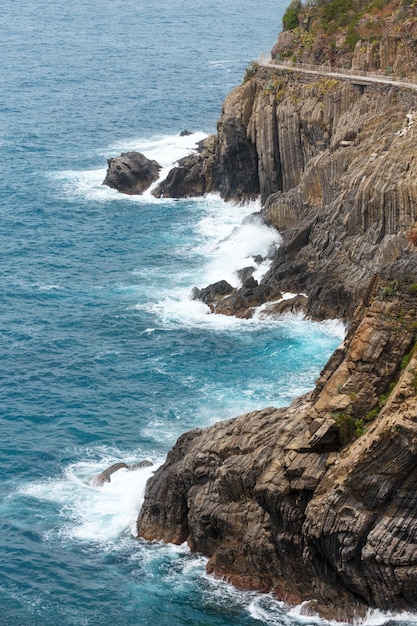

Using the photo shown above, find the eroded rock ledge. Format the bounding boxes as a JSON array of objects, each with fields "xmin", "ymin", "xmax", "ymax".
[{"xmin": 138, "ymin": 279, "xmax": 417, "ymax": 620}]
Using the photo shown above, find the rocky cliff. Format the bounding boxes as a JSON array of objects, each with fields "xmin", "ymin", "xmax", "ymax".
[
  {"xmin": 153, "ymin": 60, "xmax": 417, "ymax": 320},
  {"xmin": 274, "ymin": 0, "xmax": 417, "ymax": 79},
  {"xmin": 137, "ymin": 1, "xmax": 417, "ymax": 619},
  {"xmin": 138, "ymin": 281, "xmax": 417, "ymax": 619}
]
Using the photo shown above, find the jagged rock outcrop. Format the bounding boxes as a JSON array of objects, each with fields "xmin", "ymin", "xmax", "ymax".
[
  {"xmin": 192, "ymin": 277, "xmax": 280, "ymax": 319},
  {"xmin": 103, "ymin": 151, "xmax": 161, "ymax": 195},
  {"xmin": 91, "ymin": 460, "xmax": 153, "ymax": 487},
  {"xmin": 152, "ymin": 136, "xmax": 216, "ymax": 198},
  {"xmin": 138, "ymin": 279, "xmax": 417, "ymax": 619},
  {"xmin": 152, "ymin": 82, "xmax": 260, "ymax": 202}
]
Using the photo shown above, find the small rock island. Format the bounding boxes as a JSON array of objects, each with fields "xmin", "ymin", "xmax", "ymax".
[{"xmin": 136, "ymin": 0, "xmax": 417, "ymax": 619}]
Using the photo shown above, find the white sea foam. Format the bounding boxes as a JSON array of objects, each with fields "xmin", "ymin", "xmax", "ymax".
[
  {"xmin": 287, "ymin": 603, "xmax": 417, "ymax": 626},
  {"xmin": 247, "ymin": 595, "xmax": 294, "ymax": 626},
  {"xmin": 107, "ymin": 131, "xmax": 207, "ymax": 175},
  {"xmin": 53, "ymin": 167, "xmax": 123, "ymax": 202},
  {"xmin": 19, "ymin": 452, "xmax": 160, "ymax": 545},
  {"xmin": 277, "ymin": 312, "xmax": 346, "ymax": 342},
  {"xmin": 52, "ymin": 131, "xmax": 208, "ymax": 203},
  {"xmin": 249, "ymin": 596, "xmax": 417, "ymax": 626},
  {"xmin": 144, "ymin": 290, "xmax": 346, "ymax": 343},
  {"xmin": 36, "ymin": 283, "xmax": 61, "ymax": 291},
  {"xmin": 201, "ymin": 576, "xmax": 297, "ymax": 626},
  {"xmin": 359, "ymin": 609, "xmax": 417, "ymax": 626},
  {"xmin": 201, "ymin": 212, "xmax": 282, "ymax": 287},
  {"xmin": 134, "ymin": 197, "xmax": 284, "ymax": 327},
  {"xmin": 197, "ymin": 195, "xmax": 256, "ymax": 240},
  {"xmin": 207, "ymin": 59, "xmax": 238, "ymax": 68}
]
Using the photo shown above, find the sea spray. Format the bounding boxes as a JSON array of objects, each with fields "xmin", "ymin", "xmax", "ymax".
[
  {"xmin": 52, "ymin": 132, "xmax": 209, "ymax": 203},
  {"xmin": 19, "ymin": 458, "xmax": 158, "ymax": 544}
]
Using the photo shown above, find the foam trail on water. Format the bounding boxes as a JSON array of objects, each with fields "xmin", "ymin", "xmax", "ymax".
[
  {"xmin": 360, "ymin": 610, "xmax": 417, "ymax": 626},
  {"xmin": 144, "ymin": 297, "xmax": 345, "ymax": 343},
  {"xmin": 249, "ymin": 597, "xmax": 417, "ymax": 626},
  {"xmin": 139, "ymin": 197, "xmax": 283, "ymax": 327},
  {"xmin": 198, "ymin": 195, "xmax": 257, "ymax": 238},
  {"xmin": 53, "ymin": 167, "xmax": 119, "ymax": 202},
  {"xmin": 287, "ymin": 603, "xmax": 417, "ymax": 626}
]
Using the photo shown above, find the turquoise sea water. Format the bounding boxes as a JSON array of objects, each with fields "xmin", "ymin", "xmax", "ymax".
[{"xmin": 1, "ymin": 2, "xmax": 412, "ymax": 625}]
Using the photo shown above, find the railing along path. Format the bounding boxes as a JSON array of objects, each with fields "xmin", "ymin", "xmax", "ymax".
[{"xmin": 258, "ymin": 53, "xmax": 417, "ymax": 91}]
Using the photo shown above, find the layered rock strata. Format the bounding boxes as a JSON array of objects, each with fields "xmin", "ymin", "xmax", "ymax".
[
  {"xmin": 167, "ymin": 68, "xmax": 417, "ymax": 319},
  {"xmin": 138, "ymin": 281, "xmax": 417, "ymax": 619}
]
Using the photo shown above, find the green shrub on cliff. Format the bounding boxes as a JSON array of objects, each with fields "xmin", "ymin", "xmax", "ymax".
[
  {"xmin": 283, "ymin": 0, "xmax": 302, "ymax": 30},
  {"xmin": 276, "ymin": 0, "xmax": 409, "ymax": 71},
  {"xmin": 333, "ymin": 406, "xmax": 365, "ymax": 446},
  {"xmin": 345, "ymin": 21, "xmax": 361, "ymax": 50},
  {"xmin": 244, "ymin": 61, "xmax": 259, "ymax": 81}
]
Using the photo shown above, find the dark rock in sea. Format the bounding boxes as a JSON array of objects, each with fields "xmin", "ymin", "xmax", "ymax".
[
  {"xmin": 152, "ymin": 152, "xmax": 206, "ymax": 198},
  {"xmin": 91, "ymin": 459, "xmax": 153, "ymax": 486},
  {"xmin": 192, "ymin": 280, "xmax": 235, "ymax": 306},
  {"xmin": 258, "ymin": 293, "xmax": 308, "ymax": 318},
  {"xmin": 152, "ymin": 136, "xmax": 216, "ymax": 198},
  {"xmin": 103, "ymin": 152, "xmax": 161, "ymax": 195},
  {"xmin": 179, "ymin": 129, "xmax": 192, "ymax": 136},
  {"xmin": 153, "ymin": 83, "xmax": 260, "ymax": 203},
  {"xmin": 192, "ymin": 277, "xmax": 279, "ymax": 318},
  {"xmin": 236, "ymin": 266, "xmax": 255, "ymax": 283}
]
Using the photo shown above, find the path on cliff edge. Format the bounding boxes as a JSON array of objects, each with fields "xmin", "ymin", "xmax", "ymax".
[{"xmin": 259, "ymin": 53, "xmax": 417, "ymax": 91}]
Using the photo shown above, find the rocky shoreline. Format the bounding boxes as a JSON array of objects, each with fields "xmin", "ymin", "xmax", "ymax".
[
  {"xmin": 135, "ymin": 2, "xmax": 417, "ymax": 618},
  {"xmin": 137, "ymin": 278, "xmax": 417, "ymax": 620}
]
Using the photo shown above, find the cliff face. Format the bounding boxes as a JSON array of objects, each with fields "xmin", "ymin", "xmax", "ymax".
[
  {"xmin": 155, "ymin": 65, "xmax": 417, "ymax": 319},
  {"xmin": 138, "ymin": 282, "xmax": 417, "ymax": 619},
  {"xmin": 137, "ymin": 4, "xmax": 417, "ymax": 619},
  {"xmin": 259, "ymin": 74, "xmax": 417, "ymax": 319}
]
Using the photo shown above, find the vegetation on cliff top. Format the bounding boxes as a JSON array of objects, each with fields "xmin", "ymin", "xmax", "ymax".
[{"xmin": 276, "ymin": 0, "xmax": 417, "ymax": 75}]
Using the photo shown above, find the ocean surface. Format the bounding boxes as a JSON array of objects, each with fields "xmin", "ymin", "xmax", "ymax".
[{"xmin": 0, "ymin": 1, "xmax": 413, "ymax": 625}]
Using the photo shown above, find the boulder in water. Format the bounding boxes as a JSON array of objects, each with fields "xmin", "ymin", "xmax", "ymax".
[{"xmin": 103, "ymin": 152, "xmax": 161, "ymax": 195}]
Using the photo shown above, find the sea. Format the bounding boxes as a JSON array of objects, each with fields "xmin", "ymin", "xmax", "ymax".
[{"xmin": 0, "ymin": 1, "xmax": 414, "ymax": 625}]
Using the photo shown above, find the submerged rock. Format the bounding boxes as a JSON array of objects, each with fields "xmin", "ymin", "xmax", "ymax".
[
  {"xmin": 102, "ymin": 152, "xmax": 161, "ymax": 195},
  {"xmin": 91, "ymin": 459, "xmax": 153, "ymax": 486},
  {"xmin": 192, "ymin": 278, "xmax": 279, "ymax": 319}
]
